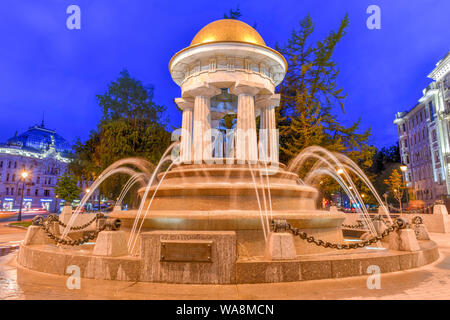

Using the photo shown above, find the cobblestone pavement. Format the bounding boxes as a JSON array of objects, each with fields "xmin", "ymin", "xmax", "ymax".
[{"xmin": 0, "ymin": 226, "xmax": 449, "ymax": 299}]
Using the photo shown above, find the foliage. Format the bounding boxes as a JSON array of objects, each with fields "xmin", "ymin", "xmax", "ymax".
[
  {"xmin": 54, "ymin": 173, "xmax": 81, "ymax": 204},
  {"xmin": 69, "ymin": 70, "xmax": 171, "ymax": 207},
  {"xmin": 224, "ymin": 6, "xmax": 242, "ymax": 19},
  {"xmin": 275, "ymin": 14, "xmax": 375, "ymax": 199}
]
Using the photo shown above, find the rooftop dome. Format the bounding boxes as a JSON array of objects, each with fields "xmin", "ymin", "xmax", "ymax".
[
  {"xmin": 6, "ymin": 124, "xmax": 72, "ymax": 154},
  {"xmin": 190, "ymin": 19, "xmax": 266, "ymax": 47}
]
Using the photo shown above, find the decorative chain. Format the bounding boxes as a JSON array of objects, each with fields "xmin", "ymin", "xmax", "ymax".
[
  {"xmin": 275, "ymin": 218, "xmax": 408, "ymax": 250},
  {"xmin": 46, "ymin": 213, "xmax": 104, "ymax": 231},
  {"xmin": 341, "ymin": 221, "xmax": 365, "ymax": 229},
  {"xmin": 40, "ymin": 220, "xmax": 105, "ymax": 246},
  {"xmin": 32, "ymin": 214, "xmax": 116, "ymax": 246}
]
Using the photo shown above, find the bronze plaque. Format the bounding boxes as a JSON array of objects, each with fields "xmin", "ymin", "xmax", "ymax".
[{"xmin": 160, "ymin": 240, "xmax": 213, "ymax": 262}]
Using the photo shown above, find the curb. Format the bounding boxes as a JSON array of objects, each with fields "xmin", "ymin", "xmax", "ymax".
[{"xmin": 5, "ymin": 223, "xmax": 29, "ymax": 230}]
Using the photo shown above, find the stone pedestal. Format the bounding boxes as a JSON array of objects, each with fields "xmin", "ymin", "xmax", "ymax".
[
  {"xmin": 377, "ymin": 206, "xmax": 389, "ymax": 215},
  {"xmin": 140, "ymin": 231, "xmax": 236, "ymax": 284},
  {"xmin": 93, "ymin": 231, "xmax": 128, "ymax": 257},
  {"xmin": 23, "ymin": 225, "xmax": 51, "ymax": 245},
  {"xmin": 389, "ymin": 229, "xmax": 420, "ymax": 252},
  {"xmin": 414, "ymin": 224, "xmax": 430, "ymax": 240},
  {"xmin": 265, "ymin": 232, "xmax": 297, "ymax": 260},
  {"xmin": 372, "ymin": 218, "xmax": 389, "ymax": 243},
  {"xmin": 433, "ymin": 204, "xmax": 448, "ymax": 215}
]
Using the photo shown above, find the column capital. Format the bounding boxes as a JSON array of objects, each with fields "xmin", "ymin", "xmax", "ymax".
[
  {"xmin": 230, "ymin": 80, "xmax": 271, "ymax": 96},
  {"xmin": 182, "ymin": 83, "xmax": 221, "ymax": 99},
  {"xmin": 255, "ymin": 94, "xmax": 280, "ymax": 109},
  {"xmin": 175, "ymin": 98, "xmax": 194, "ymax": 110}
]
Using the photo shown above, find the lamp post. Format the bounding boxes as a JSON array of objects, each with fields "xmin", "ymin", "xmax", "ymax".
[
  {"xmin": 17, "ymin": 171, "xmax": 28, "ymax": 222},
  {"xmin": 400, "ymin": 164, "xmax": 409, "ymax": 207}
]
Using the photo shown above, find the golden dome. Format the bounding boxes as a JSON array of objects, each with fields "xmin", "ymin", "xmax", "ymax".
[{"xmin": 190, "ymin": 19, "xmax": 266, "ymax": 47}]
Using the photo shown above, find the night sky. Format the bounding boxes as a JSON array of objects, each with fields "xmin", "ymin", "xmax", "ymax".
[{"xmin": 0, "ymin": 0, "xmax": 448, "ymax": 149}]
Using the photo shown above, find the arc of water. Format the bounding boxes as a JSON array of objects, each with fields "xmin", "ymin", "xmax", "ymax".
[
  {"xmin": 116, "ymin": 173, "xmax": 148, "ymax": 208},
  {"xmin": 61, "ymin": 166, "xmax": 140, "ymax": 239},
  {"xmin": 304, "ymin": 159, "xmax": 371, "ymax": 230},
  {"xmin": 289, "ymin": 147, "xmax": 377, "ymax": 237},
  {"xmin": 263, "ymin": 162, "xmax": 273, "ymax": 221},
  {"xmin": 129, "ymin": 161, "xmax": 175, "ymax": 254},
  {"xmin": 333, "ymin": 153, "xmax": 393, "ymax": 224},
  {"xmin": 127, "ymin": 142, "xmax": 178, "ymax": 250},
  {"xmin": 248, "ymin": 162, "xmax": 269, "ymax": 241}
]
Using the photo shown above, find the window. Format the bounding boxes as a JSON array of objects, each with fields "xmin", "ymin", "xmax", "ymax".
[
  {"xmin": 11, "ymin": 188, "xmax": 14, "ymax": 195},
  {"xmin": 44, "ymin": 190, "xmax": 50, "ymax": 196},
  {"xmin": 429, "ymin": 101, "xmax": 434, "ymax": 121},
  {"xmin": 6, "ymin": 173, "xmax": 9, "ymax": 182},
  {"xmin": 37, "ymin": 176, "xmax": 40, "ymax": 184},
  {"xmin": 35, "ymin": 189, "xmax": 38, "ymax": 196},
  {"xmin": 14, "ymin": 161, "xmax": 17, "ymax": 169},
  {"xmin": 402, "ymin": 123, "xmax": 406, "ymax": 132},
  {"xmin": 0, "ymin": 161, "xmax": 3, "ymax": 168},
  {"xmin": 12, "ymin": 174, "xmax": 15, "ymax": 182},
  {"xmin": 7, "ymin": 161, "xmax": 11, "ymax": 169},
  {"xmin": 26, "ymin": 189, "xmax": 30, "ymax": 196},
  {"xmin": 432, "ymin": 130, "xmax": 437, "ymax": 142},
  {"xmin": 5, "ymin": 187, "xmax": 9, "ymax": 195}
]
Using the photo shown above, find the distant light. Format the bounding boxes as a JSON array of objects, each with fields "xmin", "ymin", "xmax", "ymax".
[
  {"xmin": 337, "ymin": 168, "xmax": 344, "ymax": 175},
  {"xmin": 400, "ymin": 165, "xmax": 407, "ymax": 172},
  {"xmin": 86, "ymin": 188, "xmax": 90, "ymax": 193},
  {"xmin": 21, "ymin": 171, "xmax": 29, "ymax": 179}
]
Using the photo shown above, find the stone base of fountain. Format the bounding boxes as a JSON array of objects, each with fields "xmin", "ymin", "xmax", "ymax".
[
  {"xmin": 17, "ymin": 235, "xmax": 439, "ymax": 284},
  {"xmin": 111, "ymin": 163, "xmax": 346, "ymax": 256}
]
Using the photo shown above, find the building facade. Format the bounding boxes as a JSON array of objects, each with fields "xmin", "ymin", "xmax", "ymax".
[
  {"xmin": 0, "ymin": 122, "xmax": 72, "ymax": 212},
  {"xmin": 394, "ymin": 52, "xmax": 450, "ymax": 205}
]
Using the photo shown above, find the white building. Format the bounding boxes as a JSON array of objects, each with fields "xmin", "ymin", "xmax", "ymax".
[
  {"xmin": 0, "ymin": 122, "xmax": 71, "ymax": 212},
  {"xmin": 394, "ymin": 52, "xmax": 450, "ymax": 205}
]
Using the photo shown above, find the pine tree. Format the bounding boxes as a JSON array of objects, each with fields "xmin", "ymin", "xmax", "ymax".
[{"xmin": 275, "ymin": 14, "xmax": 375, "ymax": 199}]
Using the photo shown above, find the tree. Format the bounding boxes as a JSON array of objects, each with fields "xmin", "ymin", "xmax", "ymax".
[
  {"xmin": 70, "ymin": 70, "xmax": 171, "ymax": 207},
  {"xmin": 54, "ymin": 173, "xmax": 81, "ymax": 205},
  {"xmin": 276, "ymin": 14, "xmax": 375, "ymax": 199},
  {"xmin": 384, "ymin": 169, "xmax": 405, "ymax": 210},
  {"xmin": 224, "ymin": 6, "xmax": 242, "ymax": 19}
]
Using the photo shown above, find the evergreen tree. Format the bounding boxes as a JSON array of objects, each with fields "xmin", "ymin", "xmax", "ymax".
[
  {"xmin": 224, "ymin": 6, "xmax": 242, "ymax": 19},
  {"xmin": 275, "ymin": 15, "xmax": 375, "ymax": 199},
  {"xmin": 54, "ymin": 173, "xmax": 81, "ymax": 205}
]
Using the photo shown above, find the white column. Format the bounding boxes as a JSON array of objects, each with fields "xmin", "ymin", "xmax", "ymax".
[
  {"xmin": 231, "ymin": 84, "xmax": 260, "ymax": 163},
  {"xmin": 256, "ymin": 94, "xmax": 280, "ymax": 164},
  {"xmin": 267, "ymin": 105, "xmax": 278, "ymax": 164},
  {"xmin": 183, "ymin": 84, "xmax": 221, "ymax": 164},
  {"xmin": 175, "ymin": 98, "xmax": 194, "ymax": 163}
]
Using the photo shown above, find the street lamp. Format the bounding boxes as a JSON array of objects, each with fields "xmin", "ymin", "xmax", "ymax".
[
  {"xmin": 337, "ymin": 168, "xmax": 344, "ymax": 175},
  {"xmin": 399, "ymin": 164, "xmax": 409, "ymax": 207},
  {"xmin": 17, "ymin": 171, "xmax": 29, "ymax": 222}
]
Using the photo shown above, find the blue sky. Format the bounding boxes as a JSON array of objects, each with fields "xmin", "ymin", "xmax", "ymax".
[{"xmin": 0, "ymin": 0, "xmax": 448, "ymax": 149}]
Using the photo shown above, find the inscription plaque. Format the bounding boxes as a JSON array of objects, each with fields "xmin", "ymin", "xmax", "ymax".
[{"xmin": 160, "ymin": 240, "xmax": 213, "ymax": 262}]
